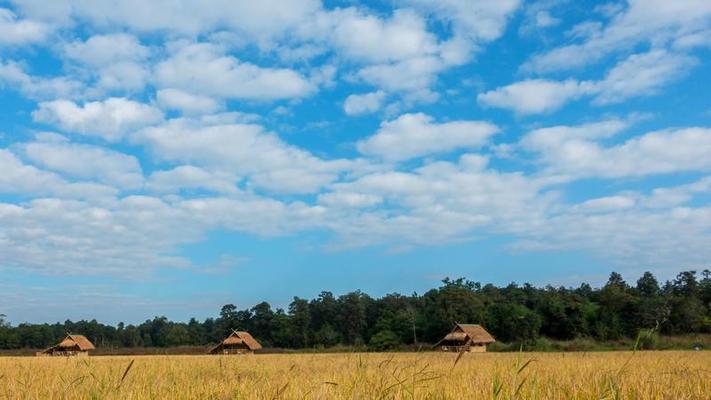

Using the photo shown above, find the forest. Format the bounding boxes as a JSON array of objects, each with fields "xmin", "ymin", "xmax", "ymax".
[{"xmin": 1, "ymin": 270, "xmax": 710, "ymax": 351}]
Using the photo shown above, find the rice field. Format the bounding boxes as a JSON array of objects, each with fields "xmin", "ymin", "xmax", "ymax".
[{"xmin": 0, "ymin": 351, "xmax": 709, "ymax": 399}]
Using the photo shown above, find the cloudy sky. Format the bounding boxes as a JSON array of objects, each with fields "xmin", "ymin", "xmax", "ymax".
[{"xmin": 1, "ymin": 0, "xmax": 710, "ymax": 324}]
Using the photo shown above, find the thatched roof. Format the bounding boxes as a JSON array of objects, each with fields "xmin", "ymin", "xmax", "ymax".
[
  {"xmin": 44, "ymin": 334, "xmax": 95, "ymax": 353},
  {"xmin": 456, "ymin": 324, "xmax": 495, "ymax": 344},
  {"xmin": 210, "ymin": 331, "xmax": 262, "ymax": 353},
  {"xmin": 442, "ymin": 331, "xmax": 468, "ymax": 341},
  {"xmin": 435, "ymin": 323, "xmax": 495, "ymax": 347}
]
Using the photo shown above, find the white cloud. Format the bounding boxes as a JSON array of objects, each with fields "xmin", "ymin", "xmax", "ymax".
[
  {"xmin": 641, "ymin": 176, "xmax": 711, "ymax": 208},
  {"xmin": 326, "ymin": 8, "xmax": 439, "ymax": 64},
  {"xmin": 0, "ymin": 189, "xmax": 332, "ymax": 275},
  {"xmin": 578, "ymin": 195, "xmax": 636, "ymax": 212},
  {"xmin": 296, "ymin": 5, "xmax": 499, "ymax": 100},
  {"xmin": 535, "ymin": 11, "xmax": 560, "ymax": 28},
  {"xmin": 317, "ymin": 192, "xmax": 382, "ymax": 209},
  {"xmin": 0, "ymin": 148, "xmax": 65, "ymax": 194},
  {"xmin": 0, "ymin": 7, "xmax": 49, "ymax": 45},
  {"xmin": 0, "ymin": 59, "xmax": 82, "ymax": 100},
  {"xmin": 516, "ymin": 203, "xmax": 711, "ymax": 267},
  {"xmin": 12, "ymin": 0, "xmax": 321, "ymax": 44},
  {"xmin": 356, "ymin": 56, "xmax": 446, "ymax": 96},
  {"xmin": 0, "ymin": 196, "xmax": 196, "ymax": 275},
  {"xmin": 63, "ymin": 33, "xmax": 149, "ymax": 66},
  {"xmin": 134, "ymin": 117, "xmax": 352, "ymax": 194},
  {"xmin": 522, "ymin": 122, "xmax": 711, "ymax": 179},
  {"xmin": 0, "ymin": 149, "xmax": 118, "ymax": 200},
  {"xmin": 62, "ymin": 33, "xmax": 151, "ymax": 92},
  {"xmin": 343, "ymin": 91, "xmax": 386, "ymax": 116},
  {"xmin": 525, "ymin": 0, "xmax": 711, "ymax": 73},
  {"xmin": 358, "ymin": 113, "xmax": 498, "ymax": 161},
  {"xmin": 20, "ymin": 138, "xmax": 144, "ymax": 189},
  {"xmin": 147, "ymin": 165, "xmax": 237, "ymax": 194},
  {"xmin": 478, "ymin": 79, "xmax": 594, "ymax": 115},
  {"xmin": 154, "ymin": 42, "xmax": 315, "ymax": 100},
  {"xmin": 398, "ymin": 0, "xmax": 521, "ymax": 41},
  {"xmin": 1, "ymin": 0, "xmax": 710, "ymax": 281},
  {"xmin": 324, "ymin": 153, "xmax": 548, "ymax": 247},
  {"xmin": 156, "ymin": 88, "xmax": 222, "ymax": 115},
  {"xmin": 33, "ymin": 98, "xmax": 163, "ymax": 142},
  {"xmin": 592, "ymin": 50, "xmax": 697, "ymax": 104},
  {"xmin": 479, "ymin": 50, "xmax": 696, "ymax": 114},
  {"xmin": 521, "ymin": 119, "xmax": 633, "ymax": 150}
]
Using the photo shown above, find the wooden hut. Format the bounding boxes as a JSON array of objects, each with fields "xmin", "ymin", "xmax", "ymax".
[
  {"xmin": 434, "ymin": 323, "xmax": 495, "ymax": 352},
  {"xmin": 209, "ymin": 331, "xmax": 262, "ymax": 355},
  {"xmin": 37, "ymin": 334, "xmax": 95, "ymax": 357}
]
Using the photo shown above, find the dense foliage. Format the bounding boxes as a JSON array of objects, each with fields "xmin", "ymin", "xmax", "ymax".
[{"xmin": 1, "ymin": 270, "xmax": 710, "ymax": 350}]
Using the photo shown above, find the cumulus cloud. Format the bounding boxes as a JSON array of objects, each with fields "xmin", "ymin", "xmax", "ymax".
[
  {"xmin": 134, "ymin": 117, "xmax": 352, "ymax": 194},
  {"xmin": 11, "ymin": 0, "xmax": 322, "ymax": 44},
  {"xmin": 479, "ymin": 50, "xmax": 696, "ymax": 114},
  {"xmin": 525, "ymin": 0, "xmax": 711, "ymax": 73},
  {"xmin": 522, "ymin": 122, "xmax": 711, "ymax": 179},
  {"xmin": 156, "ymin": 88, "xmax": 222, "ymax": 115},
  {"xmin": 517, "ymin": 202, "xmax": 711, "ymax": 267},
  {"xmin": 63, "ymin": 33, "xmax": 150, "ymax": 66},
  {"xmin": 343, "ymin": 91, "xmax": 386, "ymax": 116},
  {"xmin": 33, "ymin": 98, "xmax": 164, "ymax": 142},
  {"xmin": 357, "ymin": 113, "xmax": 498, "ymax": 161},
  {"xmin": 0, "ymin": 149, "xmax": 65, "ymax": 194},
  {"xmin": 356, "ymin": 56, "xmax": 447, "ymax": 97},
  {"xmin": 0, "ymin": 149, "xmax": 118, "ymax": 200},
  {"xmin": 62, "ymin": 33, "xmax": 151, "ymax": 92},
  {"xmin": 146, "ymin": 165, "xmax": 237, "ymax": 194},
  {"xmin": 577, "ymin": 196, "xmax": 636, "ymax": 212},
  {"xmin": 0, "ymin": 189, "xmax": 332, "ymax": 275},
  {"xmin": 398, "ymin": 0, "xmax": 521, "ymax": 41},
  {"xmin": 323, "ymin": 153, "xmax": 548, "ymax": 247},
  {"xmin": 1, "ymin": 0, "xmax": 709, "ymax": 282},
  {"xmin": 20, "ymin": 138, "xmax": 144, "ymax": 189},
  {"xmin": 478, "ymin": 79, "xmax": 594, "ymax": 115},
  {"xmin": 154, "ymin": 42, "xmax": 315, "ymax": 100},
  {"xmin": 322, "ymin": 8, "xmax": 439, "ymax": 64},
  {"xmin": 641, "ymin": 176, "xmax": 711, "ymax": 208},
  {"xmin": 0, "ymin": 59, "xmax": 82, "ymax": 99},
  {"xmin": 297, "ymin": 5, "xmax": 503, "ymax": 100},
  {"xmin": 0, "ymin": 7, "xmax": 49, "ymax": 45},
  {"xmin": 592, "ymin": 50, "xmax": 697, "ymax": 104},
  {"xmin": 317, "ymin": 192, "xmax": 383, "ymax": 209}
]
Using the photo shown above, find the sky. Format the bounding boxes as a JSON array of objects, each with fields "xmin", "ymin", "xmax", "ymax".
[{"xmin": 0, "ymin": 0, "xmax": 710, "ymax": 325}]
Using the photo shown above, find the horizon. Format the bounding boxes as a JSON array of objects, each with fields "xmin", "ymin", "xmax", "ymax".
[
  {"xmin": 2, "ymin": 268, "xmax": 702, "ymax": 326},
  {"xmin": 1, "ymin": 0, "xmax": 710, "ymax": 325}
]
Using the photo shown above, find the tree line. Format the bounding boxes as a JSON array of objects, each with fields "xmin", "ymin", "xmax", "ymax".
[{"xmin": 1, "ymin": 270, "xmax": 710, "ymax": 350}]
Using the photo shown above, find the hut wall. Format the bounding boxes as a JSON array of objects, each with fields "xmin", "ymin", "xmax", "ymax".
[
  {"xmin": 36, "ymin": 350, "xmax": 89, "ymax": 357},
  {"xmin": 469, "ymin": 344, "xmax": 486, "ymax": 353},
  {"xmin": 222, "ymin": 348, "xmax": 252, "ymax": 355}
]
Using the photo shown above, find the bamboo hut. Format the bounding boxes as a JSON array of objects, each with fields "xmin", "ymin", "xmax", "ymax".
[
  {"xmin": 36, "ymin": 334, "xmax": 95, "ymax": 357},
  {"xmin": 434, "ymin": 323, "xmax": 495, "ymax": 352},
  {"xmin": 209, "ymin": 330, "xmax": 262, "ymax": 354}
]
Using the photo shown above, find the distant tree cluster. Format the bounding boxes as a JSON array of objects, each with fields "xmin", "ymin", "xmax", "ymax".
[{"xmin": 1, "ymin": 270, "xmax": 710, "ymax": 350}]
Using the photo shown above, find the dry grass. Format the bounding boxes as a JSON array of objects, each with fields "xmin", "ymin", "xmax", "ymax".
[{"xmin": 0, "ymin": 351, "xmax": 709, "ymax": 399}]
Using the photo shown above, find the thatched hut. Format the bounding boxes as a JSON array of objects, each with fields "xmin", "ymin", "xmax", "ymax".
[
  {"xmin": 37, "ymin": 334, "xmax": 95, "ymax": 357},
  {"xmin": 434, "ymin": 323, "xmax": 495, "ymax": 352},
  {"xmin": 209, "ymin": 331, "xmax": 262, "ymax": 354}
]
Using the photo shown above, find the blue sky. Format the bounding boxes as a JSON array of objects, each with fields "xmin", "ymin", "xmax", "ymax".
[{"xmin": 0, "ymin": 0, "xmax": 710, "ymax": 324}]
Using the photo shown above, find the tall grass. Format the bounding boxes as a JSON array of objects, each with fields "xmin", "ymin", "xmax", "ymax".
[{"xmin": 0, "ymin": 351, "xmax": 708, "ymax": 399}]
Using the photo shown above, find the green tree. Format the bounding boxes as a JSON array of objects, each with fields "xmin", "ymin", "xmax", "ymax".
[
  {"xmin": 288, "ymin": 297, "xmax": 311, "ymax": 348},
  {"xmin": 369, "ymin": 330, "xmax": 401, "ymax": 351},
  {"xmin": 487, "ymin": 303, "xmax": 541, "ymax": 343}
]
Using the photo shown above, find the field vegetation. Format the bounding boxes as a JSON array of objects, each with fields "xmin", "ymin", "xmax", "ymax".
[
  {"xmin": 2, "ymin": 270, "xmax": 710, "ymax": 353},
  {"xmin": 0, "ymin": 351, "xmax": 709, "ymax": 399}
]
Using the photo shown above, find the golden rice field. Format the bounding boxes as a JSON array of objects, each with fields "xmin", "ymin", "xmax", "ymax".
[{"xmin": 0, "ymin": 351, "xmax": 709, "ymax": 399}]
